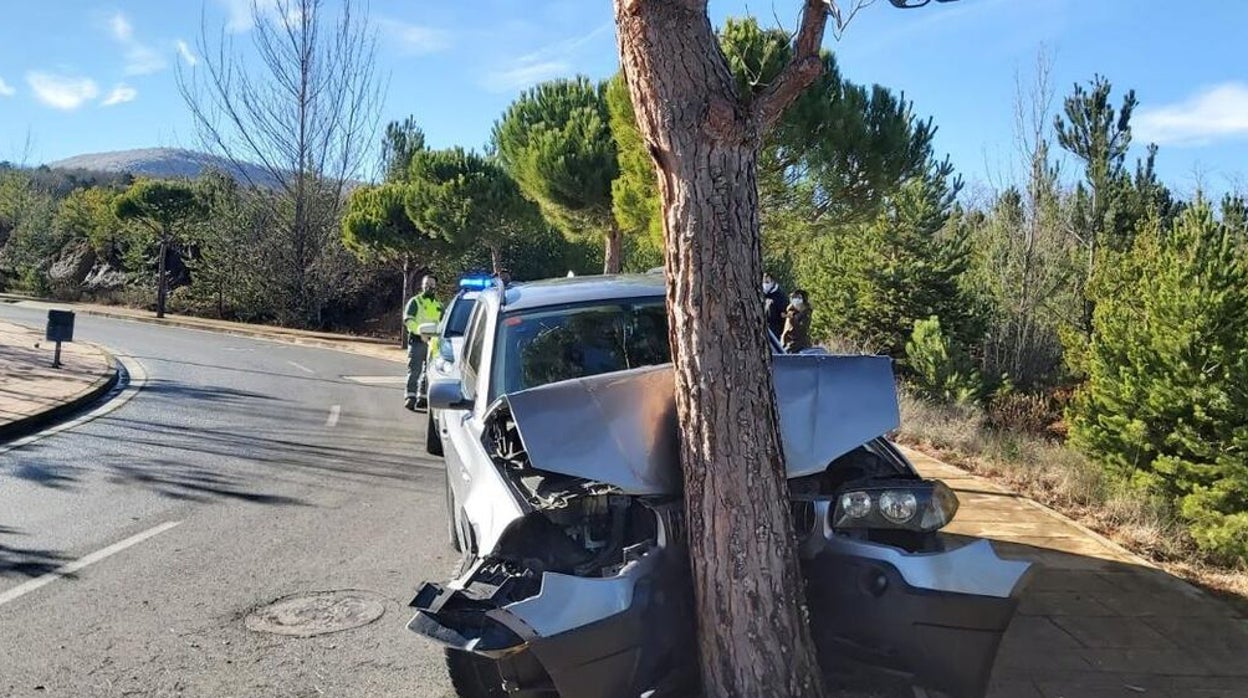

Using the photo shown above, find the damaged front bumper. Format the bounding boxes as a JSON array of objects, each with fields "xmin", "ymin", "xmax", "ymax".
[
  {"xmin": 409, "ymin": 506, "xmax": 694, "ymax": 698},
  {"xmin": 410, "ymin": 505, "xmax": 1030, "ymax": 698},
  {"xmin": 801, "ymin": 500, "xmax": 1033, "ymax": 697}
]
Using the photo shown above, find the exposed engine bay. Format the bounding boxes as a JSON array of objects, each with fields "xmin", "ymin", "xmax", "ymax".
[{"xmin": 412, "ymin": 357, "xmax": 1032, "ymax": 698}]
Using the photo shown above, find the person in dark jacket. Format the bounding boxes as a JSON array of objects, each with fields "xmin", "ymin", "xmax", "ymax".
[
  {"xmin": 782, "ymin": 289, "xmax": 812, "ymax": 353},
  {"xmin": 763, "ymin": 272, "xmax": 787, "ymax": 339}
]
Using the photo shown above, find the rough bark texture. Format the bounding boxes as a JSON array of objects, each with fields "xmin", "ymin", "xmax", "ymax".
[
  {"xmin": 604, "ymin": 224, "xmax": 624, "ymax": 274},
  {"xmin": 156, "ymin": 237, "xmax": 169, "ymax": 319},
  {"xmin": 613, "ymin": 1, "xmax": 828, "ymax": 696}
]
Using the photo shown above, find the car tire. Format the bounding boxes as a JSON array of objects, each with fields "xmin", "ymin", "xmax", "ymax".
[
  {"xmin": 445, "ymin": 649, "xmax": 508, "ymax": 698},
  {"xmin": 426, "ymin": 410, "xmax": 444, "ymax": 457},
  {"xmin": 445, "ymin": 469, "xmax": 461, "ymax": 553}
]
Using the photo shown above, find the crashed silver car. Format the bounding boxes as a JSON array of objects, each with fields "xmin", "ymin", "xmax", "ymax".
[{"xmin": 410, "ymin": 275, "xmax": 1032, "ymax": 698}]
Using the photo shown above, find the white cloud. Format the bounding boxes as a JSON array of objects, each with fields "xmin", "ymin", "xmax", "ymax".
[
  {"xmin": 481, "ymin": 23, "xmax": 611, "ymax": 93},
  {"xmin": 218, "ymin": 0, "xmax": 280, "ymax": 33},
  {"xmin": 377, "ymin": 18, "xmax": 452, "ymax": 55},
  {"xmin": 26, "ymin": 71, "xmax": 100, "ymax": 110},
  {"xmin": 109, "ymin": 11, "xmax": 133, "ymax": 42},
  {"xmin": 104, "ymin": 10, "xmax": 166, "ymax": 75},
  {"xmin": 101, "ymin": 83, "xmax": 138, "ymax": 107},
  {"xmin": 483, "ymin": 61, "xmax": 571, "ymax": 93},
  {"xmin": 124, "ymin": 45, "xmax": 166, "ymax": 75},
  {"xmin": 176, "ymin": 39, "xmax": 199, "ymax": 66},
  {"xmin": 1135, "ymin": 83, "xmax": 1248, "ymax": 147},
  {"xmin": 0, "ymin": 77, "xmax": 14, "ymax": 97}
]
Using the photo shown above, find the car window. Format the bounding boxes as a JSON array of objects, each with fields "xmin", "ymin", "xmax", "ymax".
[
  {"xmin": 461, "ymin": 303, "xmax": 488, "ymax": 398},
  {"xmin": 490, "ymin": 298, "xmax": 670, "ymax": 399},
  {"xmin": 443, "ymin": 296, "xmax": 477, "ymax": 338}
]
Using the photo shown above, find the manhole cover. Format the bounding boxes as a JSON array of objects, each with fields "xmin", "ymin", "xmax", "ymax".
[{"xmin": 245, "ymin": 590, "xmax": 386, "ymax": 637}]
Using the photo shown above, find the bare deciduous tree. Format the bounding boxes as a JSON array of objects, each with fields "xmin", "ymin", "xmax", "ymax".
[{"xmin": 178, "ymin": 0, "xmax": 382, "ymax": 326}]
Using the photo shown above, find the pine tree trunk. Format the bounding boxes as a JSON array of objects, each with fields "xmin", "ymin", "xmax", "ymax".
[
  {"xmin": 603, "ymin": 223, "xmax": 623, "ymax": 274},
  {"xmin": 614, "ymin": 2, "xmax": 825, "ymax": 696},
  {"xmin": 489, "ymin": 246, "xmax": 502, "ymax": 275},
  {"xmin": 156, "ymin": 236, "xmax": 169, "ymax": 319},
  {"xmin": 401, "ymin": 253, "xmax": 411, "ymax": 350}
]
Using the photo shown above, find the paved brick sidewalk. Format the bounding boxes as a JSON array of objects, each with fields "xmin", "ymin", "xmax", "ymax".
[
  {"xmin": 904, "ymin": 447, "xmax": 1248, "ymax": 698},
  {"xmin": 0, "ymin": 320, "xmax": 115, "ymax": 430}
]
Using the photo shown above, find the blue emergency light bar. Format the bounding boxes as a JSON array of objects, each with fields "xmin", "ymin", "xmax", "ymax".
[{"xmin": 459, "ymin": 276, "xmax": 494, "ymax": 291}]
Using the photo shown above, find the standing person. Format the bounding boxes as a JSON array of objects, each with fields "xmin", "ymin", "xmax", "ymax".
[
  {"xmin": 403, "ymin": 275, "xmax": 443, "ymax": 411},
  {"xmin": 763, "ymin": 272, "xmax": 787, "ymax": 340},
  {"xmin": 782, "ymin": 289, "xmax": 813, "ymax": 353}
]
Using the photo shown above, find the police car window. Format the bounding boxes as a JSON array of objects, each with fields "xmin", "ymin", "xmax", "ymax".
[
  {"xmin": 461, "ymin": 304, "xmax": 488, "ymax": 396},
  {"xmin": 444, "ymin": 297, "xmax": 477, "ymax": 338},
  {"xmin": 490, "ymin": 298, "xmax": 670, "ymax": 398}
]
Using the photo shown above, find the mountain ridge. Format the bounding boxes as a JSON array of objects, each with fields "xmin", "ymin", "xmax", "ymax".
[{"xmin": 46, "ymin": 147, "xmax": 281, "ymax": 188}]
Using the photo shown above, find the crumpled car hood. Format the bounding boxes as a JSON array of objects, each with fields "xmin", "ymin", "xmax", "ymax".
[{"xmin": 499, "ymin": 354, "xmax": 900, "ymax": 495}]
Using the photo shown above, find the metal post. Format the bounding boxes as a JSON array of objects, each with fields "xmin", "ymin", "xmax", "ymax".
[{"xmin": 52, "ymin": 340, "xmax": 62, "ymax": 369}]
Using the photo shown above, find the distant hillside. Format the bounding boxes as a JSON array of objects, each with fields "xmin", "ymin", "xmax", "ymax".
[{"xmin": 46, "ymin": 148, "xmax": 281, "ymax": 188}]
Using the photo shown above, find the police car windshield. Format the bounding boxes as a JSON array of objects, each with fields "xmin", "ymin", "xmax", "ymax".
[
  {"xmin": 491, "ymin": 298, "xmax": 670, "ymax": 398},
  {"xmin": 444, "ymin": 297, "xmax": 477, "ymax": 338}
]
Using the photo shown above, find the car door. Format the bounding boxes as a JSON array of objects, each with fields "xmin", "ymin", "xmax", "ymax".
[{"xmin": 440, "ymin": 299, "xmax": 524, "ymax": 557}]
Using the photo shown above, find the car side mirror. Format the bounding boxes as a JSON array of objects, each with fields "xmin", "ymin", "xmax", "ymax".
[
  {"xmin": 416, "ymin": 322, "xmax": 439, "ymax": 339},
  {"xmin": 427, "ymin": 379, "xmax": 472, "ymax": 411}
]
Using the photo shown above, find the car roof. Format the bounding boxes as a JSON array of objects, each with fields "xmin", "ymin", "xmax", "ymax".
[{"xmin": 496, "ymin": 274, "xmax": 665, "ymax": 312}]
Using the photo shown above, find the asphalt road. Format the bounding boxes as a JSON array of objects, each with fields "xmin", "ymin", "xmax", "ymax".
[{"xmin": 0, "ymin": 302, "xmax": 457, "ymax": 698}]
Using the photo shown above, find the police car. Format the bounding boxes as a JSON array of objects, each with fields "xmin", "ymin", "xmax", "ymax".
[{"xmin": 417, "ymin": 276, "xmax": 490, "ymax": 455}]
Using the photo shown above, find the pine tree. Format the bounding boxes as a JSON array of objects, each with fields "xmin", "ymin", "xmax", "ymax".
[
  {"xmin": 1070, "ymin": 203, "xmax": 1248, "ymax": 563},
  {"xmin": 796, "ymin": 170, "xmax": 982, "ymax": 357}
]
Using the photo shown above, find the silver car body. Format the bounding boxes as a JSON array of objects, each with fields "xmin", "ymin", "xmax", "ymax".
[{"xmin": 411, "ymin": 275, "xmax": 1032, "ymax": 698}]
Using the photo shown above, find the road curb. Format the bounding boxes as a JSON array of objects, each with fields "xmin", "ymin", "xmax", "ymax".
[
  {"xmin": 2, "ymin": 293, "xmax": 406, "ymax": 364},
  {"xmin": 0, "ymin": 347, "xmax": 121, "ymax": 444}
]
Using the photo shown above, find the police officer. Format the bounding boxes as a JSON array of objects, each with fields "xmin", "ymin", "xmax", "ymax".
[
  {"xmin": 403, "ymin": 275, "xmax": 443, "ymax": 411},
  {"xmin": 763, "ymin": 272, "xmax": 787, "ymax": 340}
]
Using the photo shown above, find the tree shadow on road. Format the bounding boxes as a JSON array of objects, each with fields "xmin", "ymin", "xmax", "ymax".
[
  {"xmin": 0, "ymin": 539, "xmax": 72, "ymax": 579},
  {"xmin": 130, "ymin": 356, "xmax": 372, "ymax": 387}
]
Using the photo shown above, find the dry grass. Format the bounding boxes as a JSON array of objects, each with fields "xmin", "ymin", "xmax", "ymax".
[{"xmin": 895, "ymin": 390, "xmax": 1248, "ymax": 609}]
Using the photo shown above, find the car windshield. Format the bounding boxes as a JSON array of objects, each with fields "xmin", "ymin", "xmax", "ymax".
[
  {"xmin": 491, "ymin": 298, "xmax": 670, "ymax": 397},
  {"xmin": 444, "ymin": 296, "xmax": 477, "ymax": 338}
]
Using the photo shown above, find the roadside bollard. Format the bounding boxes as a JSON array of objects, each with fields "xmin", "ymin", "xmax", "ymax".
[{"xmin": 45, "ymin": 309, "xmax": 75, "ymax": 369}]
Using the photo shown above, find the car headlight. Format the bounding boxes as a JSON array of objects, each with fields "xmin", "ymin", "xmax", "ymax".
[{"xmin": 830, "ymin": 480, "xmax": 959, "ymax": 532}]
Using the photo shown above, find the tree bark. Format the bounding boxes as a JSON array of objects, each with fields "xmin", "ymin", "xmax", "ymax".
[
  {"xmin": 400, "ymin": 253, "xmax": 411, "ymax": 349},
  {"xmin": 156, "ymin": 235, "xmax": 169, "ymax": 319},
  {"xmin": 614, "ymin": 1, "xmax": 827, "ymax": 696},
  {"xmin": 603, "ymin": 223, "xmax": 623, "ymax": 274},
  {"xmin": 489, "ymin": 245, "xmax": 503, "ymax": 275}
]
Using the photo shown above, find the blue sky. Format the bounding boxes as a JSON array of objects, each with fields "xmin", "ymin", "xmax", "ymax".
[{"xmin": 1, "ymin": 0, "xmax": 1245, "ymax": 198}]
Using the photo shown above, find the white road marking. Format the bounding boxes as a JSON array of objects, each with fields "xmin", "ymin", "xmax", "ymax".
[
  {"xmin": 340, "ymin": 375, "xmax": 405, "ymax": 385},
  {"xmin": 326, "ymin": 404, "xmax": 341, "ymax": 427},
  {"xmin": 0, "ymin": 354, "xmax": 147, "ymax": 456},
  {"xmin": 0, "ymin": 520, "xmax": 182, "ymax": 607},
  {"xmin": 287, "ymin": 360, "xmax": 315, "ymax": 374}
]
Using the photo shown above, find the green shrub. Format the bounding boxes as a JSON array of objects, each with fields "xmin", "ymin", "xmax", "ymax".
[
  {"xmin": 904, "ymin": 315, "xmax": 984, "ymax": 406},
  {"xmin": 1069, "ymin": 204, "xmax": 1248, "ymax": 564}
]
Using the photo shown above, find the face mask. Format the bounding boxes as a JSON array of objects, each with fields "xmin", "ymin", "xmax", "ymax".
[
  {"xmin": 763, "ymin": 281, "xmax": 777, "ymax": 294},
  {"xmin": 791, "ymin": 298, "xmax": 804, "ymax": 307}
]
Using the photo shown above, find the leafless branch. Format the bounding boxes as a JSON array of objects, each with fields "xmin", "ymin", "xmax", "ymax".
[
  {"xmin": 175, "ymin": 0, "xmax": 383, "ymax": 324},
  {"xmin": 750, "ymin": 0, "xmax": 831, "ymax": 129}
]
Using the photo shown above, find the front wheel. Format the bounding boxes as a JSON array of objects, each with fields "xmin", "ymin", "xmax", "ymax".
[
  {"xmin": 426, "ymin": 409, "xmax": 443, "ymax": 456},
  {"xmin": 446, "ymin": 649, "xmax": 508, "ymax": 698},
  {"xmin": 445, "ymin": 469, "xmax": 461, "ymax": 553},
  {"xmin": 445, "ymin": 648, "xmax": 555, "ymax": 697}
]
